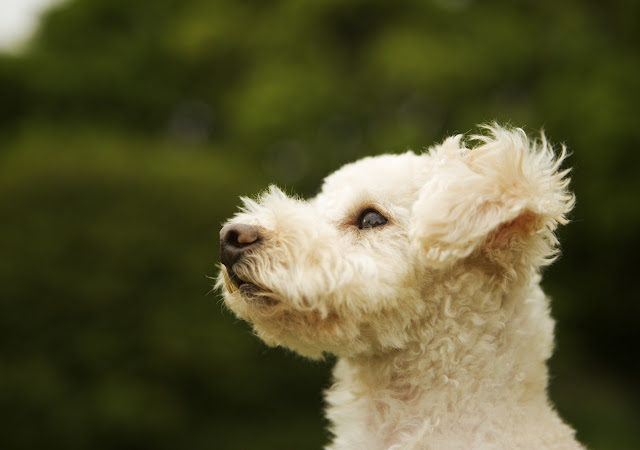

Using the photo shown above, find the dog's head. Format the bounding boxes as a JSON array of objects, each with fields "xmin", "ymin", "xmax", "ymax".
[{"xmin": 217, "ymin": 125, "xmax": 574, "ymax": 358}]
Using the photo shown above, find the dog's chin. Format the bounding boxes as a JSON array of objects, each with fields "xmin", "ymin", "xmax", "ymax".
[{"xmin": 222, "ymin": 267, "xmax": 279, "ymax": 306}]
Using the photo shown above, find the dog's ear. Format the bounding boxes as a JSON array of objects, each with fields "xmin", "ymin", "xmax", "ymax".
[{"xmin": 410, "ymin": 125, "xmax": 574, "ymax": 268}]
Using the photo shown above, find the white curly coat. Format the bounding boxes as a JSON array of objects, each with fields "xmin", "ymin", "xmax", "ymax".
[{"xmin": 219, "ymin": 125, "xmax": 583, "ymax": 449}]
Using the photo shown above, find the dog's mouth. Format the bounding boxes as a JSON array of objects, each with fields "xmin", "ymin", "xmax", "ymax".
[
  {"xmin": 223, "ymin": 266, "xmax": 279, "ymax": 306},
  {"xmin": 226, "ymin": 266, "xmax": 248, "ymax": 288}
]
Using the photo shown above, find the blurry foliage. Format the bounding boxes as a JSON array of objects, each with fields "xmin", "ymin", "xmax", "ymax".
[{"xmin": 0, "ymin": 0, "xmax": 639, "ymax": 448}]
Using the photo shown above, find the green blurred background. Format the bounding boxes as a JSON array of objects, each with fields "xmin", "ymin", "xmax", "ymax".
[{"xmin": 1, "ymin": 0, "xmax": 638, "ymax": 448}]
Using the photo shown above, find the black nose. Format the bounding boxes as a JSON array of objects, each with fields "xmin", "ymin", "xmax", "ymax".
[{"xmin": 219, "ymin": 223, "xmax": 261, "ymax": 269}]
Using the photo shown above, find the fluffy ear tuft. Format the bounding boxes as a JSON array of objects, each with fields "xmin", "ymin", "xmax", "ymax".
[{"xmin": 411, "ymin": 124, "xmax": 574, "ymax": 268}]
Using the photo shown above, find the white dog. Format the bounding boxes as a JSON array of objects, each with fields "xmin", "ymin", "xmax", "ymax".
[{"xmin": 218, "ymin": 125, "xmax": 583, "ymax": 449}]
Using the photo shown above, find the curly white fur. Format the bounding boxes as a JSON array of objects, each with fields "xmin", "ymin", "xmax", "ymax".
[{"xmin": 218, "ymin": 124, "xmax": 583, "ymax": 449}]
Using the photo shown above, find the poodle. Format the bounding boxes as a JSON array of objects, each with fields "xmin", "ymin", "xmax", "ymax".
[{"xmin": 218, "ymin": 124, "xmax": 583, "ymax": 449}]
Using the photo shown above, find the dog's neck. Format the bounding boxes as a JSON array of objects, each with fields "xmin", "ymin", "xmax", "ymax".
[{"xmin": 325, "ymin": 271, "xmax": 562, "ymax": 448}]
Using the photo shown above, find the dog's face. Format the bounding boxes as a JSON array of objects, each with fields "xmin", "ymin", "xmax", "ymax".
[
  {"xmin": 218, "ymin": 126, "xmax": 573, "ymax": 358},
  {"xmin": 219, "ymin": 152, "xmax": 433, "ymax": 358}
]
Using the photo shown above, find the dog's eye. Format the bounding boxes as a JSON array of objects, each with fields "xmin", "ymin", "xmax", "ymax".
[{"xmin": 357, "ymin": 209, "xmax": 388, "ymax": 229}]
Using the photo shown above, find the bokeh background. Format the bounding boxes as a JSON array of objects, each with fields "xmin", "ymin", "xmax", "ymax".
[{"xmin": 1, "ymin": 0, "xmax": 639, "ymax": 449}]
